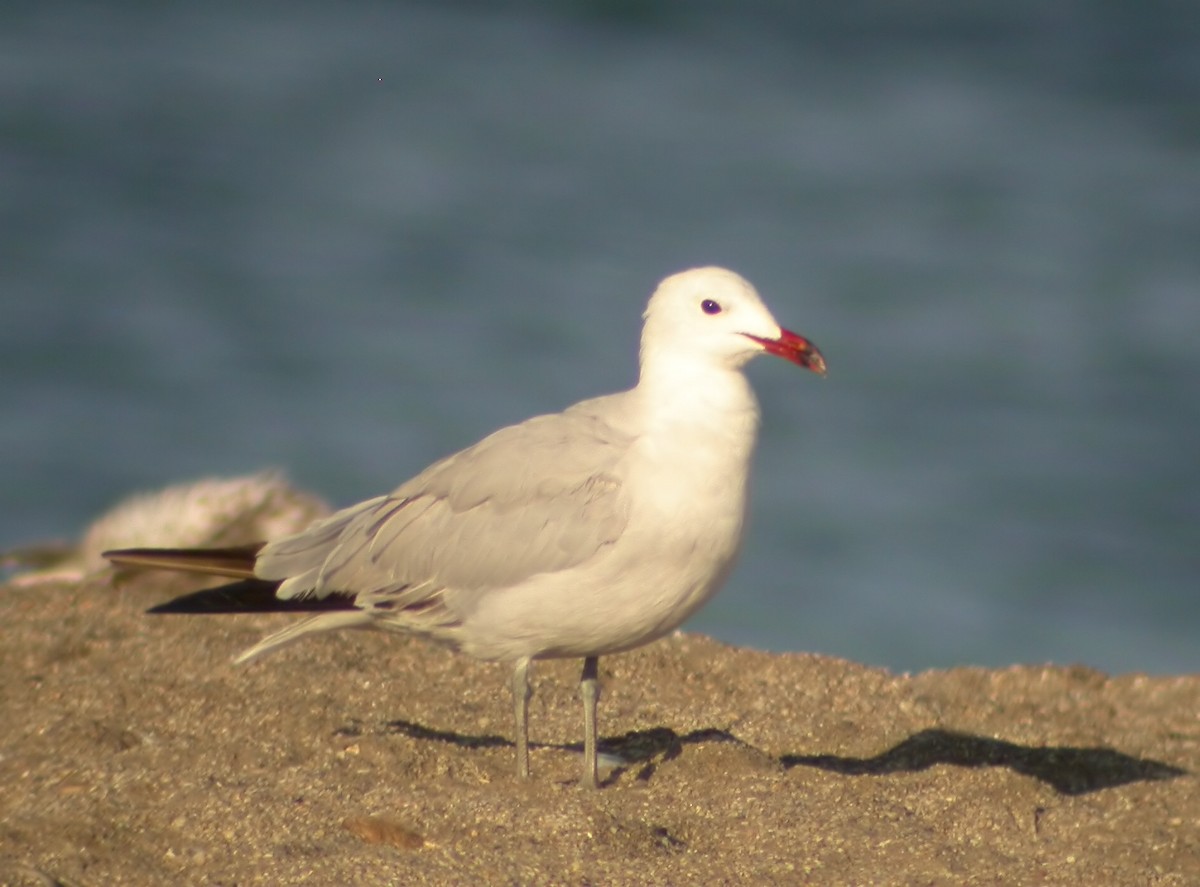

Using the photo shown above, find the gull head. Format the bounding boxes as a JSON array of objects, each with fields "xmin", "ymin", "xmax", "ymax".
[{"xmin": 640, "ymin": 267, "xmax": 826, "ymax": 376}]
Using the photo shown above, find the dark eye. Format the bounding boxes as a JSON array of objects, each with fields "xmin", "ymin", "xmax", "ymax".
[{"xmin": 701, "ymin": 299, "xmax": 722, "ymax": 315}]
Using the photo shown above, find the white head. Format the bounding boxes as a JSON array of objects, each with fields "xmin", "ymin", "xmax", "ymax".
[{"xmin": 639, "ymin": 267, "xmax": 826, "ymax": 377}]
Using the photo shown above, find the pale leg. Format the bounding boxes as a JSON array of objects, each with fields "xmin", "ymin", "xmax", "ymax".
[
  {"xmin": 511, "ymin": 657, "xmax": 532, "ymax": 779},
  {"xmin": 580, "ymin": 655, "xmax": 601, "ymax": 789}
]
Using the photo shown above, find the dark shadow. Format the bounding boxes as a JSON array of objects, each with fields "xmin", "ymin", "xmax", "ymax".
[
  {"xmin": 376, "ymin": 720, "xmax": 743, "ymax": 759},
  {"xmin": 781, "ymin": 728, "xmax": 1188, "ymax": 796},
  {"xmin": 597, "ymin": 726, "xmax": 751, "ymax": 784},
  {"xmin": 372, "ymin": 721, "xmax": 746, "ymax": 786},
  {"xmin": 362, "ymin": 721, "xmax": 1185, "ymax": 796},
  {"xmin": 378, "ymin": 718, "xmax": 512, "ymax": 751}
]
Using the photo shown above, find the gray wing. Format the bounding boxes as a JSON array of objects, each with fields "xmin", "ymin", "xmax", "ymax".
[{"xmin": 254, "ymin": 406, "xmax": 633, "ymax": 612}]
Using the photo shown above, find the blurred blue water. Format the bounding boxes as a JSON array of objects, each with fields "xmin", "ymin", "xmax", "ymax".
[{"xmin": 3, "ymin": 2, "xmax": 1198, "ymax": 674}]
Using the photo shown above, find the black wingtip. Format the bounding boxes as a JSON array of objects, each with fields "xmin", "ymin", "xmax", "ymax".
[
  {"xmin": 147, "ymin": 579, "xmax": 357, "ymax": 614},
  {"xmin": 105, "ymin": 543, "xmax": 264, "ymax": 579}
]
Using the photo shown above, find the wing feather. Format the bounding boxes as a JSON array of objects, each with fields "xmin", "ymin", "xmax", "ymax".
[{"xmin": 255, "ymin": 406, "xmax": 633, "ymax": 608}]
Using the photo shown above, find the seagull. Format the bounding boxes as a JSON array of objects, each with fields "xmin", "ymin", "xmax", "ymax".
[{"xmin": 106, "ymin": 267, "xmax": 826, "ymax": 788}]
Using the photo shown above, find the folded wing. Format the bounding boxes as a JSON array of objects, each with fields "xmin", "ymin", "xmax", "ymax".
[{"xmin": 255, "ymin": 408, "xmax": 634, "ymax": 616}]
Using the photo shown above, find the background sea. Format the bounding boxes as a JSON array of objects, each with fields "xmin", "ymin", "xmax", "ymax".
[{"xmin": 3, "ymin": 2, "xmax": 1197, "ymax": 675}]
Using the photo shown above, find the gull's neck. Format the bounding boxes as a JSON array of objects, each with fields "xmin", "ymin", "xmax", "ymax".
[
  {"xmin": 624, "ymin": 352, "xmax": 762, "ymax": 547},
  {"xmin": 634, "ymin": 353, "xmax": 762, "ymax": 452}
]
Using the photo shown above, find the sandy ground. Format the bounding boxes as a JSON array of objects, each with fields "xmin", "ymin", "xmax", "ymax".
[{"xmin": 2, "ymin": 571, "xmax": 1196, "ymax": 885}]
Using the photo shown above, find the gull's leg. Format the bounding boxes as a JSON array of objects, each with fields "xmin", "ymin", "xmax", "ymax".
[
  {"xmin": 512, "ymin": 657, "xmax": 532, "ymax": 779},
  {"xmin": 580, "ymin": 655, "xmax": 601, "ymax": 789}
]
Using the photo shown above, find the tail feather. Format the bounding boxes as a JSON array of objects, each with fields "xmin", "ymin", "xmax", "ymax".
[
  {"xmin": 147, "ymin": 579, "xmax": 357, "ymax": 614},
  {"xmin": 234, "ymin": 611, "xmax": 375, "ymax": 664},
  {"xmin": 106, "ymin": 542, "xmax": 374, "ymax": 666},
  {"xmin": 104, "ymin": 543, "xmax": 263, "ymax": 578}
]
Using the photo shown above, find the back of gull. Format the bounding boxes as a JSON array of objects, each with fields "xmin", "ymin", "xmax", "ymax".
[{"xmin": 106, "ymin": 266, "xmax": 826, "ymax": 788}]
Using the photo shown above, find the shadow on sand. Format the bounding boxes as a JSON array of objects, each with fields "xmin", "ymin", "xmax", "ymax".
[{"xmin": 369, "ymin": 720, "xmax": 1186, "ymax": 795}]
